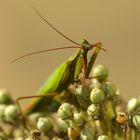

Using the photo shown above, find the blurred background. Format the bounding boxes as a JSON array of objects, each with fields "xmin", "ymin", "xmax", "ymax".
[{"xmin": 0, "ymin": 0, "xmax": 140, "ymax": 105}]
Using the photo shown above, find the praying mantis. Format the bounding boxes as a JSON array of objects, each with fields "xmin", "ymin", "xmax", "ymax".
[{"xmin": 14, "ymin": 7, "xmax": 106, "ymax": 115}]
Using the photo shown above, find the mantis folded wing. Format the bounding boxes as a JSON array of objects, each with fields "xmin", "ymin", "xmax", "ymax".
[{"xmin": 26, "ymin": 50, "xmax": 82, "ymax": 113}]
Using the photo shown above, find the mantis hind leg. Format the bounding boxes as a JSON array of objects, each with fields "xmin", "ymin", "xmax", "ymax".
[{"xmin": 16, "ymin": 92, "xmax": 58, "ymax": 131}]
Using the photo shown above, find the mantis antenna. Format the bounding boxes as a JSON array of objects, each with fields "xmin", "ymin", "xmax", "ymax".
[
  {"xmin": 11, "ymin": 7, "xmax": 106, "ymax": 63},
  {"xmin": 11, "ymin": 46, "xmax": 81, "ymax": 63},
  {"xmin": 32, "ymin": 7, "xmax": 80, "ymax": 46}
]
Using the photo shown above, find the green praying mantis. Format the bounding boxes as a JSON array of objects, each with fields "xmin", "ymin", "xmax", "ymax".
[{"xmin": 14, "ymin": 7, "xmax": 106, "ymax": 115}]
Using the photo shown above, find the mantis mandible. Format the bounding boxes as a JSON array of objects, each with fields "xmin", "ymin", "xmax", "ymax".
[{"xmin": 14, "ymin": 7, "xmax": 106, "ymax": 115}]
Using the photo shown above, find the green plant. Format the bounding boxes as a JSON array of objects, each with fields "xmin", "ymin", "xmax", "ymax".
[{"xmin": 0, "ymin": 64, "xmax": 140, "ymax": 140}]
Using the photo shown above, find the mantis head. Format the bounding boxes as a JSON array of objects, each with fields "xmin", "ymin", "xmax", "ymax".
[
  {"xmin": 80, "ymin": 39, "xmax": 105, "ymax": 51},
  {"xmin": 80, "ymin": 39, "xmax": 91, "ymax": 50}
]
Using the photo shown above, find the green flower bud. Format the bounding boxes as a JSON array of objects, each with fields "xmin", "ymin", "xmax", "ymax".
[
  {"xmin": 87, "ymin": 104, "xmax": 101, "ymax": 119},
  {"xmin": 73, "ymin": 113, "xmax": 85, "ymax": 127},
  {"xmin": 93, "ymin": 64, "xmax": 109, "ymax": 80},
  {"xmin": 37, "ymin": 117, "xmax": 52, "ymax": 132},
  {"xmin": 127, "ymin": 98, "xmax": 140, "ymax": 113},
  {"xmin": 80, "ymin": 128, "xmax": 94, "ymax": 140},
  {"xmin": 13, "ymin": 129, "xmax": 24, "ymax": 138},
  {"xmin": 138, "ymin": 96, "xmax": 140, "ymax": 104},
  {"xmin": 132, "ymin": 114, "xmax": 140, "ymax": 129},
  {"xmin": 98, "ymin": 135, "xmax": 109, "ymax": 140},
  {"xmin": 75, "ymin": 85, "xmax": 90, "ymax": 109},
  {"xmin": 55, "ymin": 118, "xmax": 68, "ymax": 132},
  {"xmin": 25, "ymin": 138, "xmax": 31, "ymax": 140},
  {"xmin": 0, "ymin": 89, "xmax": 12, "ymax": 104},
  {"xmin": 58, "ymin": 103, "xmax": 74, "ymax": 120},
  {"xmin": 28, "ymin": 112, "xmax": 43, "ymax": 123},
  {"xmin": 52, "ymin": 137, "xmax": 62, "ymax": 140},
  {"xmin": 0, "ymin": 104, "xmax": 7, "ymax": 121},
  {"xmin": 115, "ymin": 88, "xmax": 121, "ymax": 96},
  {"xmin": 90, "ymin": 79, "xmax": 101, "ymax": 89},
  {"xmin": 103, "ymin": 81, "xmax": 117, "ymax": 98},
  {"xmin": 4, "ymin": 105, "xmax": 19, "ymax": 122},
  {"xmin": 90, "ymin": 88, "xmax": 105, "ymax": 104},
  {"xmin": 15, "ymin": 137, "xmax": 24, "ymax": 140},
  {"xmin": 0, "ymin": 132, "xmax": 8, "ymax": 140}
]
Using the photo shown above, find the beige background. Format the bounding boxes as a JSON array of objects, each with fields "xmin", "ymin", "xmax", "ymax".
[{"xmin": 0, "ymin": 0, "xmax": 140, "ymax": 105}]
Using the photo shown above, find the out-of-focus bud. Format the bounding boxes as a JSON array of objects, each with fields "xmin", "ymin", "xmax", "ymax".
[
  {"xmin": 98, "ymin": 135, "xmax": 109, "ymax": 140},
  {"xmin": 90, "ymin": 88, "xmax": 105, "ymax": 104},
  {"xmin": 90, "ymin": 79, "xmax": 102, "ymax": 89},
  {"xmin": 75, "ymin": 85, "xmax": 90, "ymax": 109},
  {"xmin": 0, "ymin": 104, "xmax": 7, "ymax": 121},
  {"xmin": 73, "ymin": 113, "xmax": 85, "ymax": 127},
  {"xmin": 80, "ymin": 128, "xmax": 95, "ymax": 140},
  {"xmin": 54, "ymin": 117, "xmax": 68, "ymax": 132},
  {"xmin": 132, "ymin": 113, "xmax": 140, "ymax": 130},
  {"xmin": 37, "ymin": 117, "xmax": 52, "ymax": 132},
  {"xmin": 28, "ymin": 112, "xmax": 43, "ymax": 123},
  {"xmin": 103, "ymin": 81, "xmax": 117, "ymax": 98},
  {"xmin": 0, "ymin": 89, "xmax": 12, "ymax": 104},
  {"xmin": 13, "ymin": 128, "xmax": 24, "ymax": 139},
  {"xmin": 127, "ymin": 98, "xmax": 140, "ymax": 113},
  {"xmin": 4, "ymin": 105, "xmax": 19, "ymax": 122},
  {"xmin": 87, "ymin": 104, "xmax": 101, "ymax": 119},
  {"xmin": 58, "ymin": 103, "xmax": 74, "ymax": 120},
  {"xmin": 92, "ymin": 64, "xmax": 109, "ymax": 81}
]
